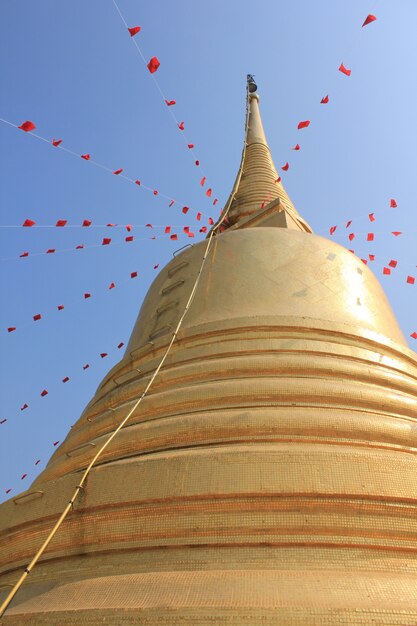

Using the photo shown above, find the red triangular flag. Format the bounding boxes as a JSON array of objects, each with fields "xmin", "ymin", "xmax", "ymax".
[
  {"xmin": 8, "ymin": 327, "xmax": 16, "ymax": 333},
  {"xmin": 188, "ymin": 144, "xmax": 194, "ymax": 149},
  {"xmin": 165, "ymin": 226, "xmax": 171, "ymax": 234},
  {"xmin": 388, "ymin": 260, "xmax": 397, "ymax": 268},
  {"xmin": 195, "ymin": 160, "xmax": 200, "ymax": 166},
  {"xmin": 102, "ymin": 238, "xmax": 111, "ymax": 245},
  {"xmin": 130, "ymin": 271, "xmax": 138, "ymax": 278},
  {"xmin": 206, "ymin": 188, "xmax": 212, "ymax": 197},
  {"xmin": 109, "ymin": 282, "xmax": 115, "ymax": 290},
  {"xmin": 200, "ymin": 176, "xmax": 206, "ymax": 186},
  {"xmin": 291, "ymin": 144, "xmax": 300, "ymax": 150},
  {"xmin": 113, "ymin": 168, "xmax": 123, "ymax": 175},
  {"xmin": 125, "ymin": 236, "xmax": 133, "ymax": 242},
  {"xmin": 117, "ymin": 342, "xmax": 124, "ymax": 349},
  {"xmin": 100, "ymin": 353, "xmax": 108, "ymax": 358},
  {"xmin": 367, "ymin": 233, "xmax": 374, "ymax": 241},
  {"xmin": 135, "ymin": 179, "xmax": 141, "ymax": 186},
  {"xmin": 182, "ymin": 206, "xmax": 189, "ymax": 214},
  {"xmin": 62, "ymin": 376, "xmax": 70, "ymax": 383},
  {"xmin": 196, "ymin": 212, "xmax": 202, "ymax": 221},
  {"xmin": 329, "ymin": 226, "xmax": 337, "ymax": 235},
  {"xmin": 23, "ymin": 219, "xmax": 36, "ymax": 227},
  {"xmin": 368, "ymin": 213, "xmax": 375, "ymax": 222},
  {"xmin": 339, "ymin": 63, "xmax": 351, "ymax": 76},
  {"xmin": 165, "ymin": 99, "xmax": 176, "ymax": 106},
  {"xmin": 128, "ymin": 26, "xmax": 141, "ymax": 37},
  {"xmin": 84, "ymin": 293, "xmax": 91, "ymax": 299},
  {"xmin": 362, "ymin": 14, "xmax": 376, "ymax": 27},
  {"xmin": 390, "ymin": 198, "xmax": 397, "ymax": 208},
  {"xmin": 81, "ymin": 154, "xmax": 90, "ymax": 160},
  {"xmin": 383, "ymin": 267, "xmax": 391, "ymax": 275},
  {"xmin": 320, "ymin": 95, "xmax": 329, "ymax": 104},
  {"xmin": 56, "ymin": 219, "xmax": 67, "ymax": 227},
  {"xmin": 52, "ymin": 139, "xmax": 62, "ymax": 147},
  {"xmin": 19, "ymin": 120, "xmax": 35, "ymax": 132},
  {"xmin": 57, "ymin": 304, "xmax": 64, "ymax": 310},
  {"xmin": 33, "ymin": 314, "xmax": 41, "ymax": 321},
  {"xmin": 348, "ymin": 233, "xmax": 355, "ymax": 241},
  {"xmin": 170, "ymin": 234, "xmax": 178, "ymax": 240},
  {"xmin": 147, "ymin": 56, "xmax": 160, "ymax": 73},
  {"xmin": 407, "ymin": 276, "xmax": 415, "ymax": 285},
  {"xmin": 281, "ymin": 162, "xmax": 289, "ymax": 171},
  {"xmin": 297, "ymin": 120, "xmax": 310, "ymax": 130},
  {"xmin": 178, "ymin": 121, "xmax": 185, "ymax": 130},
  {"xmin": 46, "ymin": 245, "xmax": 55, "ymax": 251},
  {"xmin": 169, "ymin": 200, "xmax": 174, "ymax": 207},
  {"xmin": 40, "ymin": 389, "xmax": 48, "ymax": 397},
  {"xmin": 82, "ymin": 219, "xmax": 92, "ymax": 227}
]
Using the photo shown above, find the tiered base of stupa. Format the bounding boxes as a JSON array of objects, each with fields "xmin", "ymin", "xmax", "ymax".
[{"xmin": 2, "ymin": 230, "xmax": 417, "ymax": 625}]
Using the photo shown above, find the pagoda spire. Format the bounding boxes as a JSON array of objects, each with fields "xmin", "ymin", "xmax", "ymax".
[{"xmin": 222, "ymin": 76, "xmax": 312, "ymax": 233}]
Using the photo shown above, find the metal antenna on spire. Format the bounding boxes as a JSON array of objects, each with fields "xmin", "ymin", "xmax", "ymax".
[{"xmin": 247, "ymin": 74, "xmax": 257, "ymax": 93}]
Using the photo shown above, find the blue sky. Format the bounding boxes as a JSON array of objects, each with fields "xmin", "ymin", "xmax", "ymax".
[{"xmin": 1, "ymin": 0, "xmax": 416, "ymax": 500}]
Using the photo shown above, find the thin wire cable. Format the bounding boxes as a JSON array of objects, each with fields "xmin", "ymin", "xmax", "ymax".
[{"xmin": 0, "ymin": 83, "xmax": 251, "ymax": 619}]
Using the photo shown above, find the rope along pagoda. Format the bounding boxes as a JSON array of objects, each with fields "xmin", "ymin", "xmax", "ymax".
[{"xmin": 1, "ymin": 77, "xmax": 417, "ymax": 625}]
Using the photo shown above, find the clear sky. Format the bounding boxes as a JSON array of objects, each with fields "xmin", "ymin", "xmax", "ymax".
[{"xmin": 0, "ymin": 0, "xmax": 416, "ymax": 500}]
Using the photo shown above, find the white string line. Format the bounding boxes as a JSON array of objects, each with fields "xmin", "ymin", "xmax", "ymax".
[
  {"xmin": 111, "ymin": 0, "xmax": 219, "ymax": 199},
  {"xmin": 0, "ymin": 116, "xmax": 210, "ymax": 222}
]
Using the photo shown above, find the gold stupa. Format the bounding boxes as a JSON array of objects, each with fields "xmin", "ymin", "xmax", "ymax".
[{"xmin": 1, "ymin": 79, "xmax": 417, "ymax": 625}]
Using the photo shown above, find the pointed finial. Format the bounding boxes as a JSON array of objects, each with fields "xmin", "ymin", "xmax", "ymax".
[{"xmin": 247, "ymin": 74, "xmax": 258, "ymax": 94}]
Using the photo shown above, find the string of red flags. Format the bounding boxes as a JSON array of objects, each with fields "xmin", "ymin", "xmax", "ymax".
[
  {"xmin": 1, "ymin": 340, "xmax": 127, "ymax": 495},
  {"xmin": 0, "ymin": 116, "xmax": 217, "ymax": 223},
  {"xmin": 111, "ymin": 0, "xmax": 219, "ymax": 207},
  {"xmin": 3, "ymin": 216, "xmax": 213, "ymax": 333},
  {"xmin": 279, "ymin": 13, "xmax": 377, "ymax": 173},
  {"xmin": 2, "ymin": 339, "xmax": 127, "ymax": 427}
]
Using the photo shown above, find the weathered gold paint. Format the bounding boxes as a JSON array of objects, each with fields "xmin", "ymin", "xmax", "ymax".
[{"xmin": 1, "ymin": 91, "xmax": 417, "ymax": 625}]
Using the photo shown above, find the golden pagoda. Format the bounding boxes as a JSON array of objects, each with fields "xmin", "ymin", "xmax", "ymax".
[{"xmin": 1, "ymin": 77, "xmax": 417, "ymax": 625}]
